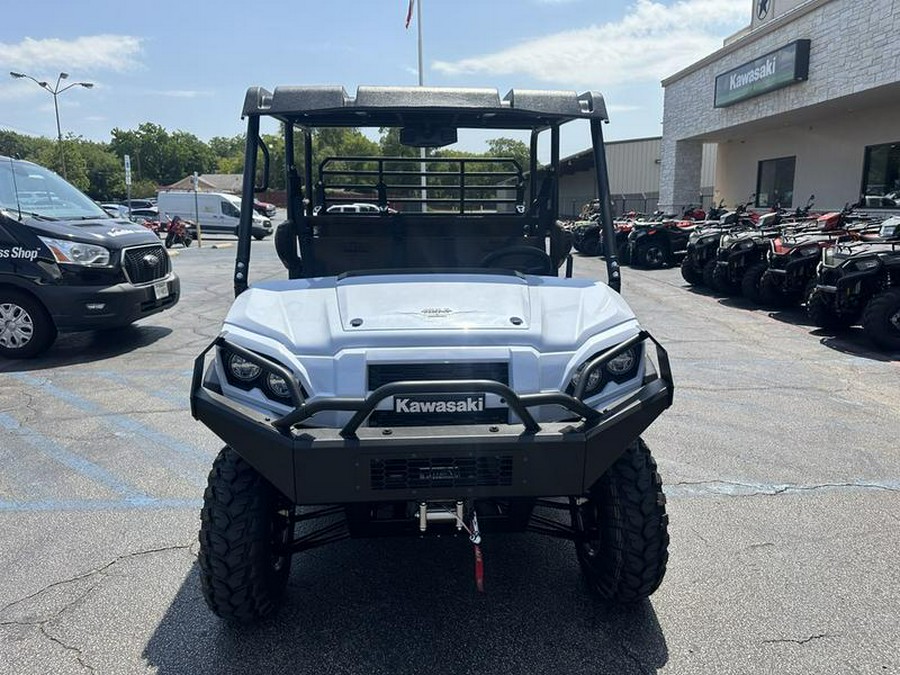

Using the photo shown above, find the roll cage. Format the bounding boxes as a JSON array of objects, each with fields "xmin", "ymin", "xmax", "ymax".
[{"xmin": 233, "ymin": 85, "xmax": 622, "ymax": 295}]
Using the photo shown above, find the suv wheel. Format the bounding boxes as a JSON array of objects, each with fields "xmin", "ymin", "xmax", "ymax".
[
  {"xmin": 574, "ymin": 438, "xmax": 669, "ymax": 603},
  {"xmin": 862, "ymin": 288, "xmax": 900, "ymax": 350},
  {"xmin": 0, "ymin": 290, "xmax": 57, "ymax": 359},
  {"xmin": 198, "ymin": 446, "xmax": 294, "ymax": 622}
]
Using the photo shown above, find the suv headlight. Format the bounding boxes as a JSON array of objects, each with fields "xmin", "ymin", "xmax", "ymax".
[
  {"xmin": 220, "ymin": 347, "xmax": 305, "ymax": 406},
  {"xmin": 38, "ymin": 236, "xmax": 110, "ymax": 266},
  {"xmin": 568, "ymin": 345, "xmax": 641, "ymax": 398}
]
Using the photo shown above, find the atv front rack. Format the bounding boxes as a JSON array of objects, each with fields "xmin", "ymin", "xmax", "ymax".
[{"xmin": 190, "ymin": 332, "xmax": 673, "ymax": 504}]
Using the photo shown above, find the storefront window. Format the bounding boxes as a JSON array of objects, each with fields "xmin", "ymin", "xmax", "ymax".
[
  {"xmin": 861, "ymin": 141, "xmax": 900, "ymax": 208},
  {"xmin": 756, "ymin": 157, "xmax": 795, "ymax": 208}
]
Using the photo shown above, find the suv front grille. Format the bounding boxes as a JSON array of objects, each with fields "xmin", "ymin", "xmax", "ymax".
[
  {"xmin": 122, "ymin": 245, "xmax": 170, "ymax": 285},
  {"xmin": 368, "ymin": 362, "xmax": 509, "ymax": 389},
  {"xmin": 370, "ymin": 456, "xmax": 514, "ymax": 491}
]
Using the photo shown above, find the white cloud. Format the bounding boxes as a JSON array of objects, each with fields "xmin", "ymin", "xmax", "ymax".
[
  {"xmin": 433, "ymin": 0, "xmax": 746, "ymax": 87},
  {"xmin": 0, "ymin": 35, "xmax": 142, "ymax": 73}
]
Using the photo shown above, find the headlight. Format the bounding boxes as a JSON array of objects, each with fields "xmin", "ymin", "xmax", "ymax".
[
  {"xmin": 568, "ymin": 345, "xmax": 641, "ymax": 398},
  {"xmin": 738, "ymin": 239, "xmax": 755, "ymax": 250},
  {"xmin": 847, "ymin": 258, "xmax": 879, "ymax": 272},
  {"xmin": 228, "ymin": 354, "xmax": 262, "ymax": 381},
  {"xmin": 822, "ymin": 248, "xmax": 836, "ymax": 266},
  {"xmin": 720, "ymin": 235, "xmax": 734, "ymax": 248},
  {"xmin": 220, "ymin": 347, "xmax": 305, "ymax": 405},
  {"xmin": 265, "ymin": 373, "xmax": 291, "ymax": 399},
  {"xmin": 38, "ymin": 236, "xmax": 110, "ymax": 266}
]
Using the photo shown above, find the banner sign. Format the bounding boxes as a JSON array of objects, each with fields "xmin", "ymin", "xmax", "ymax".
[{"xmin": 714, "ymin": 39, "xmax": 810, "ymax": 108}]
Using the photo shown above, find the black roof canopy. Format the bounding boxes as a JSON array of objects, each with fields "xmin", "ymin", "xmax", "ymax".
[{"xmin": 241, "ymin": 85, "xmax": 609, "ymax": 129}]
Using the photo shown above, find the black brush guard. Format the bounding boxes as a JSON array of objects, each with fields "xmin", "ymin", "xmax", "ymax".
[{"xmin": 190, "ymin": 332, "xmax": 673, "ymax": 505}]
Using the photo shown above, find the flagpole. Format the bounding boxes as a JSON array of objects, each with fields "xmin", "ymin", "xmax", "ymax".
[{"xmin": 417, "ymin": 0, "xmax": 427, "ymax": 212}]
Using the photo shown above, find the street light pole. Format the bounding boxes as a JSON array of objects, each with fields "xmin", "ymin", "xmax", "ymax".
[{"xmin": 9, "ymin": 71, "xmax": 94, "ymax": 180}]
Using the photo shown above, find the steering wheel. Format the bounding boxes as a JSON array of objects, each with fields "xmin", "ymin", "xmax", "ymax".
[{"xmin": 480, "ymin": 245, "xmax": 556, "ymax": 276}]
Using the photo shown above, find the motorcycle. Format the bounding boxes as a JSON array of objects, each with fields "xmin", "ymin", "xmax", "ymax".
[{"xmin": 165, "ymin": 216, "xmax": 194, "ymax": 248}]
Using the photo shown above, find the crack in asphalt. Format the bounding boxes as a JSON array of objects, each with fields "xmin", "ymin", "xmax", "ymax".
[
  {"xmin": 0, "ymin": 542, "xmax": 194, "ymax": 674},
  {"xmin": 666, "ymin": 479, "xmax": 900, "ymax": 497},
  {"xmin": 0, "ymin": 542, "xmax": 194, "ymax": 617},
  {"xmin": 763, "ymin": 633, "xmax": 830, "ymax": 646}
]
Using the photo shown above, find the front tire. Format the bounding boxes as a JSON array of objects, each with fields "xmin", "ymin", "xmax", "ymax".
[
  {"xmin": 702, "ymin": 259, "xmax": 717, "ymax": 289},
  {"xmin": 862, "ymin": 288, "xmax": 900, "ymax": 350},
  {"xmin": 712, "ymin": 261, "xmax": 739, "ymax": 295},
  {"xmin": 198, "ymin": 446, "xmax": 294, "ymax": 623},
  {"xmin": 680, "ymin": 259, "xmax": 703, "ymax": 285},
  {"xmin": 574, "ymin": 438, "xmax": 669, "ymax": 603},
  {"xmin": 807, "ymin": 288, "xmax": 856, "ymax": 329},
  {"xmin": 741, "ymin": 262, "xmax": 768, "ymax": 303},
  {"xmin": 0, "ymin": 290, "xmax": 57, "ymax": 359},
  {"xmin": 635, "ymin": 243, "xmax": 668, "ymax": 269}
]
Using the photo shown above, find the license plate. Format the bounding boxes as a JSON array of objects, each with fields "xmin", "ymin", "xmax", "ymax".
[
  {"xmin": 393, "ymin": 393, "xmax": 485, "ymax": 415},
  {"xmin": 153, "ymin": 281, "xmax": 169, "ymax": 300}
]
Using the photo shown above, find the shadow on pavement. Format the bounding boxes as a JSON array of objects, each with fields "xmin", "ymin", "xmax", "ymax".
[
  {"xmin": 144, "ymin": 535, "xmax": 668, "ymax": 674},
  {"xmin": 768, "ymin": 310, "xmax": 900, "ymax": 362},
  {"xmin": 0, "ymin": 325, "xmax": 172, "ymax": 372}
]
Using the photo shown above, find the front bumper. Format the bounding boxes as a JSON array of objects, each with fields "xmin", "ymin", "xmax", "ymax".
[
  {"xmin": 37, "ymin": 272, "xmax": 180, "ymax": 331},
  {"xmin": 190, "ymin": 332, "xmax": 674, "ymax": 505}
]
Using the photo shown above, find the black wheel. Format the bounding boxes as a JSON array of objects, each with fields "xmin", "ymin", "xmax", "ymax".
[
  {"xmin": 806, "ymin": 288, "xmax": 856, "ymax": 329},
  {"xmin": 580, "ymin": 232, "xmax": 600, "ymax": 256},
  {"xmin": 635, "ymin": 243, "xmax": 668, "ymax": 269},
  {"xmin": 862, "ymin": 288, "xmax": 900, "ymax": 350},
  {"xmin": 198, "ymin": 446, "xmax": 294, "ymax": 623},
  {"xmin": 680, "ymin": 260, "xmax": 702, "ymax": 285},
  {"xmin": 712, "ymin": 262, "xmax": 740, "ymax": 295},
  {"xmin": 574, "ymin": 438, "xmax": 669, "ymax": 603},
  {"xmin": 480, "ymin": 245, "xmax": 556, "ymax": 275},
  {"xmin": 164, "ymin": 232, "xmax": 174, "ymax": 249},
  {"xmin": 741, "ymin": 262, "xmax": 768, "ymax": 303},
  {"xmin": 617, "ymin": 241, "xmax": 631, "ymax": 266},
  {"xmin": 183, "ymin": 234, "xmax": 193, "ymax": 248},
  {"xmin": 702, "ymin": 259, "xmax": 717, "ymax": 289},
  {"xmin": 0, "ymin": 290, "xmax": 57, "ymax": 359},
  {"xmin": 254, "ymin": 233, "xmax": 266, "ymax": 241}
]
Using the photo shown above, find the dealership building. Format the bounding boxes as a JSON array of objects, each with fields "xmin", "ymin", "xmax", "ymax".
[{"xmin": 658, "ymin": 0, "xmax": 900, "ymax": 213}]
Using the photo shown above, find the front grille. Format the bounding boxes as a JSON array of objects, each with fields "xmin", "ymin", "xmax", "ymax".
[
  {"xmin": 122, "ymin": 245, "xmax": 170, "ymax": 285},
  {"xmin": 368, "ymin": 362, "xmax": 509, "ymax": 389},
  {"xmin": 370, "ymin": 456, "xmax": 514, "ymax": 490}
]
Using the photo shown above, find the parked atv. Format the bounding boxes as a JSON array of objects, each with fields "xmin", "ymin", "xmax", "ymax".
[
  {"xmin": 808, "ymin": 217, "xmax": 900, "ymax": 349},
  {"xmin": 754, "ymin": 205, "xmax": 871, "ymax": 306},
  {"xmin": 680, "ymin": 198, "xmax": 755, "ymax": 286},
  {"xmin": 627, "ymin": 217, "xmax": 695, "ymax": 269}
]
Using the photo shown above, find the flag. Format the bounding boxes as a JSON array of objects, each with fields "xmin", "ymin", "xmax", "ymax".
[{"xmin": 405, "ymin": 0, "xmax": 415, "ymax": 28}]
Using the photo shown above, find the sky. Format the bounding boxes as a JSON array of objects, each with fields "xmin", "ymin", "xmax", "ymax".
[{"xmin": 1, "ymin": 0, "xmax": 749, "ymax": 156}]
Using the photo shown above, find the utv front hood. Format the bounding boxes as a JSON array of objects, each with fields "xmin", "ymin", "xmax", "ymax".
[
  {"xmin": 224, "ymin": 272, "xmax": 635, "ymax": 355},
  {"xmin": 335, "ymin": 273, "xmax": 530, "ymax": 331}
]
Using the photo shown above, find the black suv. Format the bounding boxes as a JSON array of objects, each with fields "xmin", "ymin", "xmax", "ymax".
[{"xmin": 0, "ymin": 157, "xmax": 180, "ymax": 358}]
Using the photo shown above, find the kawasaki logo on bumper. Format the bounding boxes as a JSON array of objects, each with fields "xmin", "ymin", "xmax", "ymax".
[{"xmin": 394, "ymin": 394, "xmax": 485, "ymax": 414}]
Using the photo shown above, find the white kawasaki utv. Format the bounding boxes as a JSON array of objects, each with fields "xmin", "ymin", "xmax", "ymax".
[{"xmin": 191, "ymin": 85, "xmax": 673, "ymax": 622}]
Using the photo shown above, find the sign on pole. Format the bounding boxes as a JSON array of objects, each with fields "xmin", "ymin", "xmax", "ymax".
[
  {"xmin": 192, "ymin": 171, "xmax": 203, "ymax": 247},
  {"xmin": 124, "ymin": 155, "xmax": 132, "ymax": 216}
]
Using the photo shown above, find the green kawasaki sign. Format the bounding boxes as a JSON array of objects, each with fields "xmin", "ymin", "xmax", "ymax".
[{"xmin": 714, "ymin": 40, "xmax": 811, "ymax": 108}]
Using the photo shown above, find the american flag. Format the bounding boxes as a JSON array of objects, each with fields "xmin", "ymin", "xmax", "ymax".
[{"xmin": 405, "ymin": 0, "xmax": 414, "ymax": 28}]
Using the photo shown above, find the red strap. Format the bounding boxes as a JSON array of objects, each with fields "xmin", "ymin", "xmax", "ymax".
[{"xmin": 473, "ymin": 544, "xmax": 485, "ymax": 593}]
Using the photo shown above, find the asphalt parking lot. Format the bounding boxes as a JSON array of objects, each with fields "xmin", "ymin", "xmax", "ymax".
[{"xmin": 0, "ymin": 232, "xmax": 898, "ymax": 674}]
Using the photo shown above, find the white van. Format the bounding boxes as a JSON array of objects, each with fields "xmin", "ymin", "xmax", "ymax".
[{"xmin": 156, "ymin": 191, "xmax": 272, "ymax": 239}]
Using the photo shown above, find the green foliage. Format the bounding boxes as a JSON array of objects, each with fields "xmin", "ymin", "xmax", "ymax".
[{"xmin": 1, "ymin": 125, "xmax": 529, "ymax": 207}]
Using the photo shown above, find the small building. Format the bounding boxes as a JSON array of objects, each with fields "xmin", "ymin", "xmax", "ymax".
[
  {"xmin": 163, "ymin": 173, "xmax": 243, "ymax": 193},
  {"xmin": 659, "ymin": 0, "xmax": 900, "ymax": 213},
  {"xmin": 558, "ymin": 137, "xmax": 716, "ymax": 218}
]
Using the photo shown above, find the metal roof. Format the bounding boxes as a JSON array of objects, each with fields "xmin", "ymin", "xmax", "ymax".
[{"xmin": 241, "ymin": 86, "xmax": 609, "ymax": 127}]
